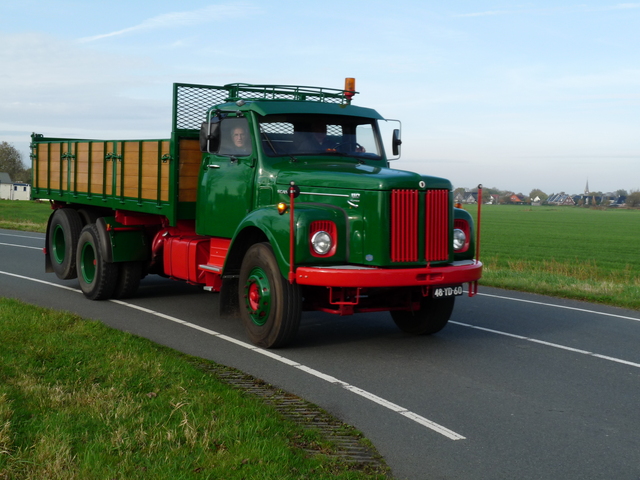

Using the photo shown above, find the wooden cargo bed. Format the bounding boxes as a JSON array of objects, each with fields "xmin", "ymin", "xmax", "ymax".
[{"xmin": 31, "ymin": 135, "xmax": 201, "ymax": 224}]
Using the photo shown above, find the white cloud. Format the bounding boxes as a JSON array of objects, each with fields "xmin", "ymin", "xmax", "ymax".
[
  {"xmin": 454, "ymin": 10, "xmax": 511, "ymax": 18},
  {"xmin": 78, "ymin": 3, "xmax": 261, "ymax": 43}
]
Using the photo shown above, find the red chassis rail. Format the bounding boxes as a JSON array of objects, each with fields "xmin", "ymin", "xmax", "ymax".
[{"xmin": 295, "ymin": 261, "xmax": 482, "ymax": 291}]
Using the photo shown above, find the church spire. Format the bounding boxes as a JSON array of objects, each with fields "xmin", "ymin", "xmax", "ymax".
[{"xmin": 585, "ymin": 179, "xmax": 589, "ymax": 195}]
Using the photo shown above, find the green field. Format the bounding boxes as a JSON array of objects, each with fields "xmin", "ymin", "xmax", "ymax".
[{"xmin": 466, "ymin": 205, "xmax": 640, "ymax": 310}]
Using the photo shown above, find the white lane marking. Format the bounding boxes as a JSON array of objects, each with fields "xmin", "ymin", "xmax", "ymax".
[
  {"xmin": 0, "ymin": 232, "xmax": 44, "ymax": 240},
  {"xmin": 476, "ymin": 291, "xmax": 640, "ymax": 323},
  {"xmin": 0, "ymin": 270, "xmax": 79, "ymax": 292},
  {"xmin": 451, "ymin": 321, "xmax": 640, "ymax": 369},
  {"xmin": 0, "ymin": 269, "xmax": 465, "ymax": 441},
  {"xmin": 0, "ymin": 242, "xmax": 42, "ymax": 251}
]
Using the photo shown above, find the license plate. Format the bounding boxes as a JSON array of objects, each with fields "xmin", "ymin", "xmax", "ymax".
[{"xmin": 431, "ymin": 286, "xmax": 463, "ymax": 298}]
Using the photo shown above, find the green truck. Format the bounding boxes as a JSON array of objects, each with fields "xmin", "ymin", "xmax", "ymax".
[{"xmin": 31, "ymin": 79, "xmax": 482, "ymax": 348}]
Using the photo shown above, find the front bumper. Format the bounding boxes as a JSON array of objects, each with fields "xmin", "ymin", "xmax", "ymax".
[{"xmin": 295, "ymin": 260, "xmax": 482, "ymax": 288}]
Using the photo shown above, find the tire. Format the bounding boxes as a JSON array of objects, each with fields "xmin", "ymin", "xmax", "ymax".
[
  {"xmin": 48, "ymin": 208, "xmax": 83, "ymax": 280},
  {"xmin": 76, "ymin": 224, "xmax": 119, "ymax": 300},
  {"xmin": 77, "ymin": 208, "xmax": 100, "ymax": 227},
  {"xmin": 391, "ymin": 296, "xmax": 455, "ymax": 335},
  {"xmin": 112, "ymin": 261, "xmax": 142, "ymax": 299},
  {"xmin": 239, "ymin": 243, "xmax": 302, "ymax": 348}
]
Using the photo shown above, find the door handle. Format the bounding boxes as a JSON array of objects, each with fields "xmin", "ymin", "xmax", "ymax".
[{"xmin": 207, "ymin": 164, "xmax": 220, "ymax": 169}]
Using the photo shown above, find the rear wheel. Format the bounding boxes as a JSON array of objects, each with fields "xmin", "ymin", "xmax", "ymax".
[
  {"xmin": 77, "ymin": 208, "xmax": 100, "ymax": 227},
  {"xmin": 48, "ymin": 208, "xmax": 82, "ymax": 280},
  {"xmin": 76, "ymin": 224, "xmax": 119, "ymax": 300},
  {"xmin": 391, "ymin": 296, "xmax": 455, "ymax": 335},
  {"xmin": 112, "ymin": 261, "xmax": 142, "ymax": 299},
  {"xmin": 239, "ymin": 243, "xmax": 301, "ymax": 348}
]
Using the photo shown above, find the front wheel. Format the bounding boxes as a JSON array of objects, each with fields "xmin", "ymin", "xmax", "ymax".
[
  {"xmin": 239, "ymin": 243, "xmax": 301, "ymax": 348},
  {"xmin": 391, "ymin": 296, "xmax": 455, "ymax": 335}
]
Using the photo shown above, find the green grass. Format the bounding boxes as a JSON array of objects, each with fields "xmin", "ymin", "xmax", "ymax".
[
  {"xmin": 0, "ymin": 298, "xmax": 388, "ymax": 480},
  {"xmin": 0, "ymin": 200, "xmax": 51, "ymax": 232},
  {"xmin": 466, "ymin": 205, "xmax": 640, "ymax": 310}
]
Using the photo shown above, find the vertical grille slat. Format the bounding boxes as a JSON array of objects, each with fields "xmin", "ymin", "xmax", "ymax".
[
  {"xmin": 391, "ymin": 189, "xmax": 419, "ymax": 262},
  {"xmin": 390, "ymin": 189, "xmax": 449, "ymax": 263},
  {"xmin": 425, "ymin": 190, "xmax": 449, "ymax": 261}
]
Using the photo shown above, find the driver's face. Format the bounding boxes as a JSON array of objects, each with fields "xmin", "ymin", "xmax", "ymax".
[
  {"xmin": 232, "ymin": 128, "xmax": 246, "ymax": 147},
  {"xmin": 311, "ymin": 124, "xmax": 326, "ymax": 143}
]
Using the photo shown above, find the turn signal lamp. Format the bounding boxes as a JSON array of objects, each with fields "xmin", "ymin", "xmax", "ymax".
[
  {"xmin": 277, "ymin": 202, "xmax": 288, "ymax": 215},
  {"xmin": 344, "ymin": 77, "xmax": 356, "ymax": 101}
]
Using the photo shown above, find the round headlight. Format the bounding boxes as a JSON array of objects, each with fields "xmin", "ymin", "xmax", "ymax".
[
  {"xmin": 453, "ymin": 228, "xmax": 467, "ymax": 251},
  {"xmin": 311, "ymin": 231, "xmax": 333, "ymax": 255}
]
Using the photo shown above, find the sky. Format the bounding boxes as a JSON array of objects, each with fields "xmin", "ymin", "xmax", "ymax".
[{"xmin": 1, "ymin": 0, "xmax": 638, "ymax": 195}]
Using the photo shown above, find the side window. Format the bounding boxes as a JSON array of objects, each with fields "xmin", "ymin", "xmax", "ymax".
[
  {"xmin": 355, "ymin": 124, "xmax": 379, "ymax": 155},
  {"xmin": 218, "ymin": 117, "xmax": 252, "ymax": 156}
]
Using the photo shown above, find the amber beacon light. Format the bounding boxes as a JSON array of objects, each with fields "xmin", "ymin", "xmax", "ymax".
[{"xmin": 344, "ymin": 77, "xmax": 356, "ymax": 101}]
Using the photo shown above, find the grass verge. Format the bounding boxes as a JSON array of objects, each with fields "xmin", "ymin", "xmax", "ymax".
[
  {"xmin": 0, "ymin": 298, "xmax": 389, "ymax": 480},
  {"xmin": 0, "ymin": 200, "xmax": 50, "ymax": 232}
]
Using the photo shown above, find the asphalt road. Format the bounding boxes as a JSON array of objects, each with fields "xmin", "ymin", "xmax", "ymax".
[{"xmin": 2, "ymin": 227, "xmax": 640, "ymax": 479}]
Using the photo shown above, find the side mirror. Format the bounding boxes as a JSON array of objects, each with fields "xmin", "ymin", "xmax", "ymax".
[
  {"xmin": 199, "ymin": 121, "xmax": 220, "ymax": 153},
  {"xmin": 392, "ymin": 129, "xmax": 402, "ymax": 156}
]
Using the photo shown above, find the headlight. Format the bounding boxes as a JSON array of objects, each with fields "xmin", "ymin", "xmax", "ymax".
[
  {"xmin": 453, "ymin": 228, "xmax": 467, "ymax": 251},
  {"xmin": 311, "ymin": 231, "xmax": 333, "ymax": 255}
]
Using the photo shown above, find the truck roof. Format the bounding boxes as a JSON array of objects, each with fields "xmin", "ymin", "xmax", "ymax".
[
  {"xmin": 173, "ymin": 82, "xmax": 383, "ymax": 133},
  {"xmin": 215, "ymin": 100, "xmax": 383, "ymax": 119}
]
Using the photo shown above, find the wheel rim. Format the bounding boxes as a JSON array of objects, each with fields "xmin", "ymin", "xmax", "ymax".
[
  {"xmin": 79, "ymin": 241, "xmax": 97, "ymax": 284},
  {"xmin": 244, "ymin": 267, "xmax": 271, "ymax": 326},
  {"xmin": 51, "ymin": 224, "xmax": 66, "ymax": 265}
]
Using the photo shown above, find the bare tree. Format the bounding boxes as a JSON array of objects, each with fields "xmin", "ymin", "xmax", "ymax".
[
  {"xmin": 627, "ymin": 190, "xmax": 640, "ymax": 207},
  {"xmin": 0, "ymin": 141, "xmax": 29, "ymax": 182},
  {"xmin": 529, "ymin": 188, "xmax": 548, "ymax": 203}
]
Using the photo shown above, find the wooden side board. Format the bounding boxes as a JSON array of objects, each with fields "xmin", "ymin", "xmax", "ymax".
[{"xmin": 33, "ymin": 139, "xmax": 202, "ymax": 204}]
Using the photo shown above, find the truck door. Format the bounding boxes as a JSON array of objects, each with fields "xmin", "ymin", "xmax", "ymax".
[{"xmin": 196, "ymin": 116, "xmax": 255, "ymax": 238}]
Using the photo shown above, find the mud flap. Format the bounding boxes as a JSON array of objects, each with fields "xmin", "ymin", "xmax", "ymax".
[{"xmin": 219, "ymin": 276, "xmax": 239, "ymax": 319}]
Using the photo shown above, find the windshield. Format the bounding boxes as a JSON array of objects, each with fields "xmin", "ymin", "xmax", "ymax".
[{"xmin": 258, "ymin": 114, "xmax": 382, "ymax": 159}]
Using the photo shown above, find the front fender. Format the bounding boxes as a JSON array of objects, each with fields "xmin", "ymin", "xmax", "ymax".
[{"xmin": 230, "ymin": 203, "xmax": 348, "ymax": 278}]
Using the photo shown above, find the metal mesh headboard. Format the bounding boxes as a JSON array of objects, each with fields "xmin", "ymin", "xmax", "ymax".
[{"xmin": 173, "ymin": 83, "xmax": 229, "ymax": 132}]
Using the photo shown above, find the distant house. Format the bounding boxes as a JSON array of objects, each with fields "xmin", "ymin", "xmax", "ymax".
[
  {"xmin": 507, "ymin": 194, "xmax": 525, "ymax": 204},
  {"xmin": 454, "ymin": 190, "xmax": 499, "ymax": 205},
  {"xmin": 454, "ymin": 192, "xmax": 466, "ymax": 204},
  {"xmin": 0, "ymin": 172, "xmax": 12, "ymax": 200},
  {"xmin": 0, "ymin": 172, "xmax": 31, "ymax": 201},
  {"xmin": 547, "ymin": 193, "xmax": 575, "ymax": 206},
  {"xmin": 464, "ymin": 192, "xmax": 478, "ymax": 204}
]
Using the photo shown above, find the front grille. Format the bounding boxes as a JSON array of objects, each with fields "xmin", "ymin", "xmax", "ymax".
[
  {"xmin": 391, "ymin": 190, "xmax": 419, "ymax": 262},
  {"xmin": 424, "ymin": 189, "xmax": 449, "ymax": 261},
  {"xmin": 390, "ymin": 189, "xmax": 449, "ymax": 262}
]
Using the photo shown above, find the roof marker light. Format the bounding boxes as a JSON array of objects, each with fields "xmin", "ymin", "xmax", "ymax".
[{"xmin": 344, "ymin": 77, "xmax": 356, "ymax": 101}]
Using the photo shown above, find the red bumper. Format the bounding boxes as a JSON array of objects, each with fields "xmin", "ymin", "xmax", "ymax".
[{"xmin": 295, "ymin": 261, "xmax": 482, "ymax": 288}]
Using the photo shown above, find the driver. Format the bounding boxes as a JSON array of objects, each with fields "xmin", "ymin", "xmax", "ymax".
[
  {"xmin": 231, "ymin": 126, "xmax": 251, "ymax": 155},
  {"xmin": 299, "ymin": 123, "xmax": 332, "ymax": 153}
]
